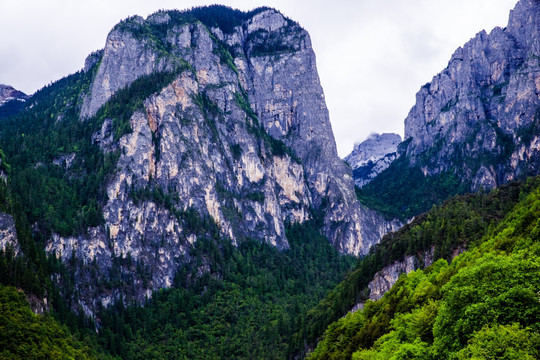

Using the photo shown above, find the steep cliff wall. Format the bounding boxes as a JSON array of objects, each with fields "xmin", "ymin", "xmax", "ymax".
[
  {"xmin": 402, "ymin": 0, "xmax": 540, "ymax": 190},
  {"xmin": 45, "ymin": 7, "xmax": 400, "ymax": 311},
  {"xmin": 0, "ymin": 212, "xmax": 18, "ymax": 256}
]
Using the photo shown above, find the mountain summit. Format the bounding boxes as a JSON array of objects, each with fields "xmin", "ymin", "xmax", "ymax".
[
  {"xmin": 344, "ymin": 133, "xmax": 401, "ymax": 188},
  {"xmin": 0, "ymin": 6, "xmax": 398, "ymax": 311},
  {"xmin": 403, "ymin": 0, "xmax": 540, "ymax": 189},
  {"xmin": 0, "ymin": 84, "xmax": 28, "ymax": 106},
  {"xmin": 358, "ymin": 0, "xmax": 540, "ymax": 219}
]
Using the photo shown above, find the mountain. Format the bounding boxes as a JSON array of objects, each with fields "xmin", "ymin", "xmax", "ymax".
[
  {"xmin": 358, "ymin": 0, "xmax": 540, "ymax": 219},
  {"xmin": 344, "ymin": 133, "xmax": 401, "ymax": 188},
  {"xmin": 0, "ymin": 85, "xmax": 28, "ymax": 118},
  {"xmin": 0, "ymin": 84, "xmax": 28, "ymax": 106},
  {"xmin": 3, "ymin": 2, "xmax": 539, "ymax": 359},
  {"xmin": 306, "ymin": 176, "xmax": 540, "ymax": 359},
  {"xmin": 293, "ymin": 0, "xmax": 540, "ymax": 356},
  {"xmin": 13, "ymin": 6, "xmax": 400, "ymax": 312},
  {"xmin": 0, "ymin": 6, "xmax": 402, "ymax": 356},
  {"xmin": 290, "ymin": 177, "xmax": 533, "ymax": 357}
]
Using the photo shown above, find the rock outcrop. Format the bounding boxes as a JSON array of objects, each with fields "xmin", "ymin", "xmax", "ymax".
[
  {"xmin": 344, "ymin": 133, "xmax": 402, "ymax": 187},
  {"xmin": 367, "ymin": 247, "xmax": 434, "ymax": 302},
  {"xmin": 46, "ymin": 7, "xmax": 400, "ymax": 311},
  {"xmin": 0, "ymin": 85, "xmax": 28, "ymax": 106},
  {"xmin": 0, "ymin": 212, "xmax": 19, "ymax": 256},
  {"xmin": 401, "ymin": 0, "xmax": 540, "ymax": 191}
]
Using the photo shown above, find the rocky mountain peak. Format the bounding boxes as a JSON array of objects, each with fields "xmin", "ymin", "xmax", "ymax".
[
  {"xmin": 43, "ymin": 6, "xmax": 400, "ymax": 311},
  {"xmin": 345, "ymin": 133, "xmax": 402, "ymax": 188},
  {"xmin": 0, "ymin": 84, "xmax": 28, "ymax": 106},
  {"xmin": 400, "ymin": 0, "xmax": 540, "ymax": 191},
  {"xmin": 345, "ymin": 133, "xmax": 402, "ymax": 169}
]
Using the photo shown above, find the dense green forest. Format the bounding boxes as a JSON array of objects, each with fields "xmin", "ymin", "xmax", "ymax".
[
  {"xmin": 87, "ymin": 220, "xmax": 354, "ymax": 359},
  {"xmin": 1, "ymin": 5, "xmax": 539, "ymax": 359},
  {"xmin": 0, "ymin": 284, "xmax": 103, "ymax": 360},
  {"xmin": 356, "ymin": 155, "xmax": 468, "ymax": 221},
  {"xmin": 289, "ymin": 177, "xmax": 539, "ymax": 358},
  {"xmin": 306, "ymin": 177, "xmax": 540, "ymax": 359}
]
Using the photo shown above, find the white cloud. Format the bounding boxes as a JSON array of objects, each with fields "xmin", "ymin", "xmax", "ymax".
[{"xmin": 0, "ymin": 0, "xmax": 518, "ymax": 156}]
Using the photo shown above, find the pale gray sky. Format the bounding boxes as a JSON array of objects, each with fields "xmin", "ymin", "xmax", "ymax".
[{"xmin": 0, "ymin": 0, "xmax": 517, "ymax": 156}]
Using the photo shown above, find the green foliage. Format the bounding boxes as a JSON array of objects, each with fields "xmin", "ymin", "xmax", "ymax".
[
  {"xmin": 432, "ymin": 253, "xmax": 540, "ymax": 356},
  {"xmin": 230, "ymin": 143, "xmax": 242, "ymax": 160},
  {"xmin": 0, "ymin": 284, "xmax": 100, "ymax": 359},
  {"xmin": 91, "ymin": 220, "xmax": 355, "ymax": 359},
  {"xmin": 0, "ymin": 148, "xmax": 10, "ymax": 178},
  {"xmin": 0, "ymin": 99, "xmax": 26, "ymax": 119},
  {"xmin": 290, "ymin": 179, "xmax": 529, "ymax": 358},
  {"xmin": 455, "ymin": 324, "xmax": 540, "ymax": 360},
  {"xmin": 0, "ymin": 68, "xmax": 105, "ymax": 237},
  {"xmin": 116, "ymin": 6, "xmax": 283, "ymax": 55},
  {"xmin": 248, "ymin": 29, "xmax": 299, "ymax": 57},
  {"xmin": 94, "ymin": 69, "xmax": 182, "ymax": 140},
  {"xmin": 245, "ymin": 191, "xmax": 265, "ymax": 203},
  {"xmin": 307, "ymin": 177, "xmax": 540, "ymax": 360},
  {"xmin": 211, "ymin": 36, "xmax": 238, "ymax": 74},
  {"xmin": 356, "ymin": 156, "xmax": 467, "ymax": 221},
  {"xmin": 0, "ymin": 149, "xmax": 56, "ymax": 298}
]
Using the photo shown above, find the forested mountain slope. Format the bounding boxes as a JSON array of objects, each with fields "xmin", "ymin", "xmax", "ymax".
[
  {"xmin": 305, "ymin": 176, "xmax": 540, "ymax": 359},
  {"xmin": 0, "ymin": 5, "xmax": 387, "ymax": 359},
  {"xmin": 0, "ymin": 5, "xmax": 399, "ymax": 316},
  {"xmin": 2, "ymin": 2, "xmax": 540, "ymax": 359},
  {"xmin": 290, "ymin": 176, "xmax": 538, "ymax": 357}
]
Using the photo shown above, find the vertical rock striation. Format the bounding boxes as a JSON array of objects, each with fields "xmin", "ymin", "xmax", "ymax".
[
  {"xmin": 46, "ymin": 7, "xmax": 399, "ymax": 311},
  {"xmin": 402, "ymin": 0, "xmax": 540, "ymax": 191}
]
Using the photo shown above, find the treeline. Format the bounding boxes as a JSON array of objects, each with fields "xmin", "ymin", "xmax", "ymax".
[
  {"xmin": 308, "ymin": 176, "xmax": 540, "ymax": 359},
  {"xmin": 356, "ymin": 155, "xmax": 468, "ymax": 221},
  {"xmin": 118, "ymin": 5, "xmax": 277, "ymax": 40},
  {"xmin": 0, "ymin": 284, "xmax": 110, "ymax": 359},
  {"xmin": 89, "ymin": 219, "xmax": 355, "ymax": 359},
  {"xmin": 289, "ymin": 177, "xmax": 540, "ymax": 358},
  {"xmin": 0, "ymin": 61, "xmax": 185, "ymax": 239}
]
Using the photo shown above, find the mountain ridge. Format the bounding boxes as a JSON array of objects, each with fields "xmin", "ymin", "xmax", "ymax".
[
  {"xmin": 0, "ymin": 5, "xmax": 399, "ymax": 316},
  {"xmin": 356, "ymin": 0, "xmax": 540, "ymax": 220},
  {"xmin": 344, "ymin": 133, "xmax": 401, "ymax": 188}
]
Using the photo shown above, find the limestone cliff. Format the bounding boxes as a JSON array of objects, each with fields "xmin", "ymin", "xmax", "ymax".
[
  {"xmin": 0, "ymin": 212, "xmax": 18, "ymax": 256},
  {"xmin": 402, "ymin": 0, "xmax": 540, "ymax": 191},
  {"xmin": 0, "ymin": 154, "xmax": 18, "ymax": 256},
  {"xmin": 45, "ymin": 7, "xmax": 399, "ymax": 311}
]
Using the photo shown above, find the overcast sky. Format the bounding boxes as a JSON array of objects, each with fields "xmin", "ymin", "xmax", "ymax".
[{"xmin": 0, "ymin": 0, "xmax": 518, "ymax": 156}]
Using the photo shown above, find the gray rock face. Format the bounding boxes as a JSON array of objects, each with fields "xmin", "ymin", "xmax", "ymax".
[
  {"xmin": 344, "ymin": 133, "xmax": 402, "ymax": 187},
  {"xmin": 349, "ymin": 247, "xmax": 435, "ymax": 314},
  {"xmin": 402, "ymin": 0, "xmax": 540, "ymax": 190},
  {"xmin": 367, "ymin": 248, "xmax": 434, "ymax": 302},
  {"xmin": 48, "ymin": 8, "xmax": 400, "ymax": 311},
  {"xmin": 0, "ymin": 212, "xmax": 19, "ymax": 256},
  {"xmin": 0, "ymin": 84, "xmax": 28, "ymax": 106}
]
